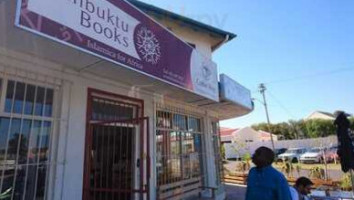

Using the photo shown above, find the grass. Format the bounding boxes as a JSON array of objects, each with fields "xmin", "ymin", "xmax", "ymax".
[{"xmin": 273, "ymin": 163, "xmax": 341, "ymax": 171}]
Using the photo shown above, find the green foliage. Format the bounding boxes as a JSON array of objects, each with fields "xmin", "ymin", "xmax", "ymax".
[
  {"xmin": 309, "ymin": 166, "xmax": 325, "ymax": 179},
  {"xmin": 252, "ymin": 119, "xmax": 336, "ymax": 140},
  {"xmin": 281, "ymin": 161, "xmax": 294, "ymax": 177},
  {"xmin": 295, "ymin": 164, "xmax": 301, "ymax": 177},
  {"xmin": 349, "ymin": 117, "xmax": 354, "ymax": 130},
  {"xmin": 340, "ymin": 173, "xmax": 353, "ymax": 190},
  {"xmin": 305, "ymin": 119, "xmax": 336, "ymax": 138},
  {"xmin": 220, "ymin": 144, "xmax": 225, "ymax": 159},
  {"xmin": 242, "ymin": 153, "xmax": 251, "ymax": 162},
  {"xmin": 0, "ymin": 188, "xmax": 12, "ymax": 199}
]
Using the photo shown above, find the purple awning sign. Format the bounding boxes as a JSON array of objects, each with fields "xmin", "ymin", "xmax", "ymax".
[{"xmin": 15, "ymin": 0, "xmax": 219, "ymax": 101}]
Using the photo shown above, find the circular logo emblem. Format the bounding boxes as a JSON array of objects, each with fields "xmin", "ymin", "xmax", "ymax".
[
  {"xmin": 135, "ymin": 27, "xmax": 161, "ymax": 65},
  {"xmin": 202, "ymin": 62, "xmax": 212, "ymax": 81}
]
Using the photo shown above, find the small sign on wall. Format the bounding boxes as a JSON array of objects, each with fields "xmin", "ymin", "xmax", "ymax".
[{"xmin": 219, "ymin": 74, "xmax": 253, "ymax": 110}]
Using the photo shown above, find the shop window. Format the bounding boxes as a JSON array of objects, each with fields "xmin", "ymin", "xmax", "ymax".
[
  {"xmin": 0, "ymin": 79, "xmax": 55, "ymax": 200},
  {"xmin": 188, "ymin": 117, "xmax": 201, "ymax": 132},
  {"xmin": 156, "ymin": 111, "xmax": 203, "ymax": 185},
  {"xmin": 156, "ymin": 111, "xmax": 172, "ymax": 129},
  {"xmin": 172, "ymin": 114, "xmax": 187, "ymax": 131},
  {"xmin": 5, "ymin": 80, "xmax": 54, "ymax": 117},
  {"xmin": 156, "ymin": 110, "xmax": 204, "ymax": 186}
]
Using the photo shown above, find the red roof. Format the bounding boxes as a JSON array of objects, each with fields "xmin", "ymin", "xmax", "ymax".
[
  {"xmin": 259, "ymin": 130, "xmax": 272, "ymax": 138},
  {"xmin": 220, "ymin": 127, "xmax": 239, "ymax": 137}
]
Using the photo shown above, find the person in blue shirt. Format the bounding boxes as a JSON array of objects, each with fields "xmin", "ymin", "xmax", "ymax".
[{"xmin": 246, "ymin": 146, "xmax": 292, "ymax": 200}]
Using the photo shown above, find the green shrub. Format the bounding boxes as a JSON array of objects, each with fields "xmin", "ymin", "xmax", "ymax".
[
  {"xmin": 340, "ymin": 173, "xmax": 353, "ymax": 191},
  {"xmin": 309, "ymin": 166, "xmax": 325, "ymax": 179}
]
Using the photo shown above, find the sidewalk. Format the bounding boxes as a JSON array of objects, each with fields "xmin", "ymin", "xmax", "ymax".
[{"xmin": 225, "ymin": 183, "xmax": 247, "ymax": 200}]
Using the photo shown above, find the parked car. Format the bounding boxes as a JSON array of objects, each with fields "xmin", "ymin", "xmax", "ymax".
[
  {"xmin": 274, "ymin": 148, "xmax": 287, "ymax": 157},
  {"xmin": 324, "ymin": 146, "xmax": 338, "ymax": 163},
  {"xmin": 274, "ymin": 148, "xmax": 287, "ymax": 161},
  {"xmin": 300, "ymin": 146, "xmax": 339, "ymax": 164},
  {"xmin": 300, "ymin": 147, "xmax": 324, "ymax": 163},
  {"xmin": 278, "ymin": 148, "xmax": 307, "ymax": 163}
]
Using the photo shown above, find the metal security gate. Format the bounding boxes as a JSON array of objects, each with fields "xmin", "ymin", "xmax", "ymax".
[{"xmin": 83, "ymin": 89, "xmax": 150, "ymax": 200}]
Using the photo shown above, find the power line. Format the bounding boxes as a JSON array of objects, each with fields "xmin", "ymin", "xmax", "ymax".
[
  {"xmin": 267, "ymin": 89, "xmax": 297, "ymax": 119},
  {"xmin": 264, "ymin": 67, "xmax": 354, "ymax": 85},
  {"xmin": 266, "ymin": 88, "xmax": 308, "ymax": 139}
]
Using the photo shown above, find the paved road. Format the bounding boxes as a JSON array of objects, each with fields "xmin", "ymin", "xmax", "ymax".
[{"xmin": 225, "ymin": 184, "xmax": 246, "ymax": 200}]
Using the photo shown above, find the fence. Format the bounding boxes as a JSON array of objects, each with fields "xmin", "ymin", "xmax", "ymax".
[{"xmin": 224, "ymin": 136, "xmax": 337, "ymax": 159}]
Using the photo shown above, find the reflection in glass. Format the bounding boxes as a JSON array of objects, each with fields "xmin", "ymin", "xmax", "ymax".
[
  {"xmin": 12, "ymin": 120, "xmax": 31, "ymax": 199},
  {"xmin": 156, "ymin": 111, "xmax": 172, "ymax": 129},
  {"xmin": 0, "ymin": 80, "xmax": 54, "ymax": 199},
  {"xmin": 0, "ymin": 118, "xmax": 10, "ymax": 162},
  {"xmin": 24, "ymin": 84, "xmax": 36, "ymax": 115},
  {"xmin": 18, "ymin": 120, "xmax": 31, "ymax": 164},
  {"xmin": 5, "ymin": 81, "xmax": 15, "ymax": 113},
  {"xmin": 13, "ymin": 82, "xmax": 25, "ymax": 114},
  {"xmin": 92, "ymin": 99, "xmax": 134, "ymax": 121},
  {"xmin": 173, "ymin": 114, "xmax": 187, "ymax": 130},
  {"xmin": 41, "ymin": 121, "xmax": 51, "ymax": 161},
  {"xmin": 188, "ymin": 117, "xmax": 201, "ymax": 132},
  {"xmin": 44, "ymin": 89, "xmax": 53, "ymax": 117},
  {"xmin": 156, "ymin": 111, "xmax": 204, "ymax": 186},
  {"xmin": 8, "ymin": 119, "xmax": 21, "ymax": 161},
  {"xmin": 35, "ymin": 87, "xmax": 45, "ymax": 116}
]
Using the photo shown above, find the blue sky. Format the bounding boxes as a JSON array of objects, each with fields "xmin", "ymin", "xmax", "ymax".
[{"xmin": 139, "ymin": 0, "xmax": 354, "ymax": 128}]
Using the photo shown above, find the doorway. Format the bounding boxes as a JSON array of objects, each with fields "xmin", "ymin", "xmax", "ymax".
[{"xmin": 83, "ymin": 89, "xmax": 149, "ymax": 200}]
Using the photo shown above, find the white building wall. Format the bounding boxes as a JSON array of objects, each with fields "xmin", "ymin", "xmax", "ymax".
[
  {"xmin": 0, "ymin": 46, "xmax": 223, "ymax": 199},
  {"xmin": 0, "ymin": 1, "xmax": 224, "ymax": 197},
  {"xmin": 306, "ymin": 112, "xmax": 335, "ymax": 120},
  {"xmin": 233, "ymin": 127, "xmax": 262, "ymax": 143},
  {"xmin": 148, "ymin": 17, "xmax": 216, "ymax": 58}
]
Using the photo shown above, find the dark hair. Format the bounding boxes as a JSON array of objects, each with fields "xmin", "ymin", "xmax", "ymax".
[
  {"xmin": 252, "ymin": 146, "xmax": 275, "ymax": 168},
  {"xmin": 295, "ymin": 177, "xmax": 313, "ymax": 187}
]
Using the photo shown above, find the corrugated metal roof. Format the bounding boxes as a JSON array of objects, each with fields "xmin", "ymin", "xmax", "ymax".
[{"xmin": 127, "ymin": 0, "xmax": 237, "ymax": 41}]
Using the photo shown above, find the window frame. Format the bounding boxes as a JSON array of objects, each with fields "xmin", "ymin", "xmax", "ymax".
[
  {"xmin": 0, "ymin": 75, "xmax": 60, "ymax": 200},
  {"xmin": 156, "ymin": 109, "xmax": 205, "ymax": 186}
]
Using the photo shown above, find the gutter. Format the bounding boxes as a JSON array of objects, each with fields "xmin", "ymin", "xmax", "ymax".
[{"xmin": 211, "ymin": 34, "xmax": 231, "ymax": 52}]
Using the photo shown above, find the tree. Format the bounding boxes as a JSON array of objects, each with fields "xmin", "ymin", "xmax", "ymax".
[
  {"xmin": 252, "ymin": 119, "xmax": 336, "ymax": 140},
  {"xmin": 305, "ymin": 119, "xmax": 336, "ymax": 138},
  {"xmin": 288, "ymin": 120, "xmax": 307, "ymax": 139},
  {"xmin": 349, "ymin": 117, "xmax": 354, "ymax": 130}
]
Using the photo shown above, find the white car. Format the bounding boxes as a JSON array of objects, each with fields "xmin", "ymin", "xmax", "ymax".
[
  {"xmin": 300, "ymin": 148, "xmax": 324, "ymax": 163},
  {"xmin": 300, "ymin": 146, "xmax": 338, "ymax": 163},
  {"xmin": 278, "ymin": 148, "xmax": 307, "ymax": 163}
]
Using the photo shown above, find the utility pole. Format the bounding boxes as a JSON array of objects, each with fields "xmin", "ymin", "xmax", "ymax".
[{"xmin": 259, "ymin": 83, "xmax": 275, "ymax": 151}]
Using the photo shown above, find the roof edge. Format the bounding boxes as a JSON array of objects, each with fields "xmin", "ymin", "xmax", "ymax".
[{"xmin": 127, "ymin": 0, "xmax": 237, "ymax": 41}]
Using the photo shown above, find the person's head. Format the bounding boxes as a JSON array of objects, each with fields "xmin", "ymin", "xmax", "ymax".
[
  {"xmin": 252, "ymin": 146, "xmax": 275, "ymax": 168},
  {"xmin": 294, "ymin": 177, "xmax": 313, "ymax": 195}
]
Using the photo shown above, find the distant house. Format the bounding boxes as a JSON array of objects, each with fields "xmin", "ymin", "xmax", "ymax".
[
  {"xmin": 220, "ymin": 127, "xmax": 278, "ymax": 144},
  {"xmin": 305, "ymin": 111, "xmax": 335, "ymax": 120},
  {"xmin": 220, "ymin": 127, "xmax": 239, "ymax": 143},
  {"xmin": 258, "ymin": 130, "xmax": 279, "ymax": 141}
]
